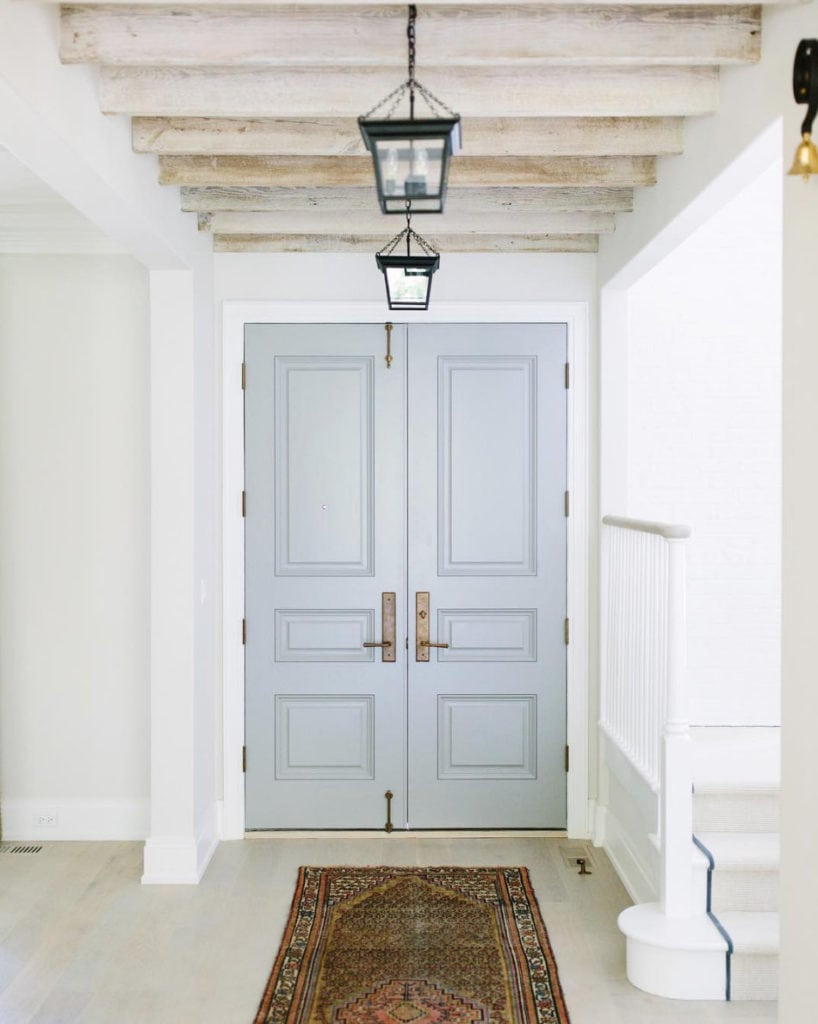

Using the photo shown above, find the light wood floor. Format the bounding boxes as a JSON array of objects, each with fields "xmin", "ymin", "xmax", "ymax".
[{"xmin": 0, "ymin": 836, "xmax": 776, "ymax": 1023}]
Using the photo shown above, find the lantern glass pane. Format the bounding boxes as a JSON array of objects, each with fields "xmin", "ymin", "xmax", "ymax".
[
  {"xmin": 375, "ymin": 138, "xmax": 446, "ymax": 211},
  {"xmin": 385, "ymin": 265, "xmax": 431, "ymax": 307}
]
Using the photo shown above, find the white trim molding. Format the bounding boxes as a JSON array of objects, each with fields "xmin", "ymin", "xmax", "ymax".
[
  {"xmin": 221, "ymin": 301, "xmax": 592, "ymax": 839},
  {"xmin": 141, "ymin": 801, "xmax": 219, "ymax": 885}
]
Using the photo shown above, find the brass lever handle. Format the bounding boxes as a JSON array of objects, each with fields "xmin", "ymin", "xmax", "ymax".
[
  {"xmin": 363, "ymin": 593, "xmax": 396, "ymax": 662},
  {"xmin": 416, "ymin": 592, "xmax": 449, "ymax": 661}
]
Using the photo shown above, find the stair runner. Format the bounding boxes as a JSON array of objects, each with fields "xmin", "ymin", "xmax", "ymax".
[{"xmin": 691, "ymin": 728, "xmax": 780, "ymax": 1001}]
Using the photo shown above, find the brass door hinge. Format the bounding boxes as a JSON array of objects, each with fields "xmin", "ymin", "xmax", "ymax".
[
  {"xmin": 564, "ymin": 362, "xmax": 570, "ymax": 389},
  {"xmin": 241, "ymin": 362, "xmax": 246, "ymax": 390},
  {"xmin": 241, "ymin": 490, "xmax": 246, "ymax": 517},
  {"xmin": 242, "ymin": 746, "xmax": 247, "ymax": 773},
  {"xmin": 564, "ymin": 617, "xmax": 570, "ymax": 645},
  {"xmin": 564, "ymin": 490, "xmax": 570, "ymax": 517},
  {"xmin": 242, "ymin": 618, "xmax": 246, "ymax": 645},
  {"xmin": 565, "ymin": 745, "xmax": 570, "ymax": 773}
]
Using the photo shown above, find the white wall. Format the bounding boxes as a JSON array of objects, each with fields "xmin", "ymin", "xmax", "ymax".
[
  {"xmin": 0, "ymin": 254, "xmax": 150, "ymax": 839},
  {"xmin": 598, "ymin": 5, "xmax": 818, "ymax": 1015},
  {"xmin": 626, "ymin": 165, "xmax": 781, "ymax": 725}
]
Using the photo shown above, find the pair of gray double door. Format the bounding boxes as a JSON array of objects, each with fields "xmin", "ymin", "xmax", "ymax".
[{"xmin": 244, "ymin": 322, "xmax": 567, "ymax": 830}]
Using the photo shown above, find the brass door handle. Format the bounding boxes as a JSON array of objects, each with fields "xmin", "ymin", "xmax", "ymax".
[
  {"xmin": 363, "ymin": 592, "xmax": 396, "ymax": 663},
  {"xmin": 415, "ymin": 592, "xmax": 449, "ymax": 661}
]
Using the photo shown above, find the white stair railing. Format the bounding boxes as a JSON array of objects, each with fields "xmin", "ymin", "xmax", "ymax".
[{"xmin": 601, "ymin": 515, "xmax": 693, "ymax": 918}]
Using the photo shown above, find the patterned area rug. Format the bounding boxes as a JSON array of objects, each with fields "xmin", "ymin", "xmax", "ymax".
[{"xmin": 253, "ymin": 866, "xmax": 570, "ymax": 1024}]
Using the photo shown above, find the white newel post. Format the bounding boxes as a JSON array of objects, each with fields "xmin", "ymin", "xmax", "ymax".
[{"xmin": 660, "ymin": 535, "xmax": 693, "ymax": 918}]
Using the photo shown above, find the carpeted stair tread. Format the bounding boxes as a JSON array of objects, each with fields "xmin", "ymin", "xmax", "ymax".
[
  {"xmin": 718, "ymin": 911, "xmax": 779, "ymax": 955},
  {"xmin": 696, "ymin": 832, "xmax": 779, "ymax": 870}
]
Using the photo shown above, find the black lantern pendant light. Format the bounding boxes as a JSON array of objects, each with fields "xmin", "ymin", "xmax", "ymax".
[
  {"xmin": 788, "ymin": 39, "xmax": 818, "ymax": 181},
  {"xmin": 359, "ymin": 4, "xmax": 461, "ymax": 214},
  {"xmin": 376, "ymin": 212, "xmax": 440, "ymax": 310}
]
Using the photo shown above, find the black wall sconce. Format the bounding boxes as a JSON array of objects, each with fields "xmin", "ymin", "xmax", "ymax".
[{"xmin": 788, "ymin": 39, "xmax": 818, "ymax": 181}]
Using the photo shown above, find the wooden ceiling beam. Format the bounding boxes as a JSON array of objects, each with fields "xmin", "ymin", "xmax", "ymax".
[
  {"xmin": 132, "ymin": 115, "xmax": 685, "ymax": 158},
  {"xmin": 212, "ymin": 231, "xmax": 600, "ymax": 253},
  {"xmin": 159, "ymin": 153, "xmax": 656, "ymax": 188},
  {"xmin": 61, "ymin": 5, "xmax": 760, "ymax": 67},
  {"xmin": 199, "ymin": 208, "xmax": 618, "ymax": 235},
  {"xmin": 99, "ymin": 64, "xmax": 719, "ymax": 118},
  {"xmin": 180, "ymin": 184, "xmax": 635, "ymax": 213}
]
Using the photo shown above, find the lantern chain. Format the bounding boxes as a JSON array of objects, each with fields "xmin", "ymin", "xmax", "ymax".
[{"xmin": 408, "ymin": 4, "xmax": 417, "ymax": 118}]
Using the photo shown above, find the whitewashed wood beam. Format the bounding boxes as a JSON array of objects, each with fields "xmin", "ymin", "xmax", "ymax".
[
  {"xmin": 40, "ymin": 0, "xmax": 784, "ymax": 8},
  {"xmin": 159, "ymin": 153, "xmax": 656, "ymax": 188},
  {"xmin": 132, "ymin": 115, "xmax": 685, "ymax": 157},
  {"xmin": 199, "ymin": 208, "xmax": 617, "ymax": 235},
  {"xmin": 99, "ymin": 65, "xmax": 719, "ymax": 118},
  {"xmin": 61, "ymin": 5, "xmax": 760, "ymax": 67},
  {"xmin": 212, "ymin": 231, "xmax": 599, "ymax": 253},
  {"xmin": 180, "ymin": 185, "xmax": 635, "ymax": 213}
]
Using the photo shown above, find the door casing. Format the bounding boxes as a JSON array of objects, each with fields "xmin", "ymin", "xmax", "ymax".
[{"xmin": 221, "ymin": 301, "xmax": 592, "ymax": 839}]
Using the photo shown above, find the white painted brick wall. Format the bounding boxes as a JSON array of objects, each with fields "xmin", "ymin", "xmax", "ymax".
[{"xmin": 626, "ymin": 165, "xmax": 781, "ymax": 725}]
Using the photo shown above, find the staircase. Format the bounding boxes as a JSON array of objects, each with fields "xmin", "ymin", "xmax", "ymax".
[{"xmin": 691, "ymin": 727, "xmax": 780, "ymax": 1001}]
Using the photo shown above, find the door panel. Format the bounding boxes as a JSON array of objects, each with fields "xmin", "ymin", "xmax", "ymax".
[
  {"xmin": 407, "ymin": 324, "xmax": 567, "ymax": 828},
  {"xmin": 244, "ymin": 324, "xmax": 406, "ymax": 829},
  {"xmin": 244, "ymin": 322, "xmax": 566, "ymax": 830}
]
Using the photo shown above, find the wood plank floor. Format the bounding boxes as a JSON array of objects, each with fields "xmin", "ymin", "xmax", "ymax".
[{"xmin": 0, "ymin": 836, "xmax": 776, "ymax": 1023}]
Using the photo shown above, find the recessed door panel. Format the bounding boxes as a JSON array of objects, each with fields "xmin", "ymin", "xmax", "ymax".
[
  {"xmin": 275, "ymin": 357, "xmax": 374, "ymax": 576},
  {"xmin": 438, "ymin": 356, "xmax": 537, "ymax": 575}
]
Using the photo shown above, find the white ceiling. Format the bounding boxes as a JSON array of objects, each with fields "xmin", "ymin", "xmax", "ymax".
[{"xmin": 0, "ymin": 147, "xmax": 124, "ymax": 255}]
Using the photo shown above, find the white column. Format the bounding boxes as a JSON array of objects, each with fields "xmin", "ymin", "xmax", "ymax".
[{"xmin": 142, "ymin": 270, "xmax": 209, "ymax": 884}]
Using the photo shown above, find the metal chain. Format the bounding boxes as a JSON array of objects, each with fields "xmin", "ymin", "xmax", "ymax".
[
  {"xmin": 408, "ymin": 226, "xmax": 438, "ymax": 256},
  {"xmin": 414, "ymin": 81, "xmax": 459, "ymax": 120},
  {"xmin": 377, "ymin": 225, "xmax": 410, "ymax": 257},
  {"xmin": 360, "ymin": 80, "xmax": 409, "ymax": 121},
  {"xmin": 407, "ymin": 4, "xmax": 416, "ymax": 85}
]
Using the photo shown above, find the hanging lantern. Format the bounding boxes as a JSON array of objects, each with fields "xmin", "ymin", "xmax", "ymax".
[
  {"xmin": 359, "ymin": 4, "xmax": 461, "ymax": 214},
  {"xmin": 375, "ymin": 216, "xmax": 440, "ymax": 310}
]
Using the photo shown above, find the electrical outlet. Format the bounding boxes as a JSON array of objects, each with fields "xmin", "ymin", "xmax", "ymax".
[{"xmin": 34, "ymin": 810, "xmax": 58, "ymax": 828}]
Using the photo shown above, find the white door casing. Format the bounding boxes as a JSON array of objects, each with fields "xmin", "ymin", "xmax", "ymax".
[{"xmin": 222, "ymin": 301, "xmax": 591, "ymax": 839}]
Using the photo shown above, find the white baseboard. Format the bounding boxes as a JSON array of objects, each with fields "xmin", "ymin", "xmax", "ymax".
[
  {"xmin": 1, "ymin": 798, "xmax": 149, "ymax": 841},
  {"xmin": 141, "ymin": 801, "xmax": 219, "ymax": 885},
  {"xmin": 603, "ymin": 804, "xmax": 659, "ymax": 906}
]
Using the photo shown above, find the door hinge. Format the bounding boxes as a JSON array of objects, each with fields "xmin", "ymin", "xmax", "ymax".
[
  {"xmin": 565, "ymin": 745, "xmax": 570, "ymax": 773},
  {"xmin": 242, "ymin": 746, "xmax": 246, "ymax": 773},
  {"xmin": 241, "ymin": 490, "xmax": 246, "ymax": 517},
  {"xmin": 564, "ymin": 490, "xmax": 570, "ymax": 517},
  {"xmin": 241, "ymin": 362, "xmax": 246, "ymax": 390},
  {"xmin": 564, "ymin": 617, "xmax": 570, "ymax": 645},
  {"xmin": 564, "ymin": 362, "xmax": 570, "ymax": 389},
  {"xmin": 242, "ymin": 618, "xmax": 246, "ymax": 645}
]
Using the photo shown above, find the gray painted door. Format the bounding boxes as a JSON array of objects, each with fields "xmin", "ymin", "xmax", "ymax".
[{"xmin": 244, "ymin": 322, "xmax": 566, "ymax": 829}]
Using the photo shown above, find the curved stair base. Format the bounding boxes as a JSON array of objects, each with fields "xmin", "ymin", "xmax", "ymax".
[{"xmin": 619, "ymin": 903, "xmax": 728, "ymax": 1000}]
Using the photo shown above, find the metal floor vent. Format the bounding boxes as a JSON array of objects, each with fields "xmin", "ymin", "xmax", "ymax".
[
  {"xmin": 0, "ymin": 843, "xmax": 43, "ymax": 854},
  {"xmin": 558, "ymin": 845, "xmax": 595, "ymax": 870}
]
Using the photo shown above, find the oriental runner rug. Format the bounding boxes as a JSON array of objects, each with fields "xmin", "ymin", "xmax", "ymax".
[{"xmin": 253, "ymin": 866, "xmax": 571, "ymax": 1024}]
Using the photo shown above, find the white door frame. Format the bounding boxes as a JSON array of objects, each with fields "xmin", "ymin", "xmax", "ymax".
[{"xmin": 221, "ymin": 301, "xmax": 591, "ymax": 839}]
